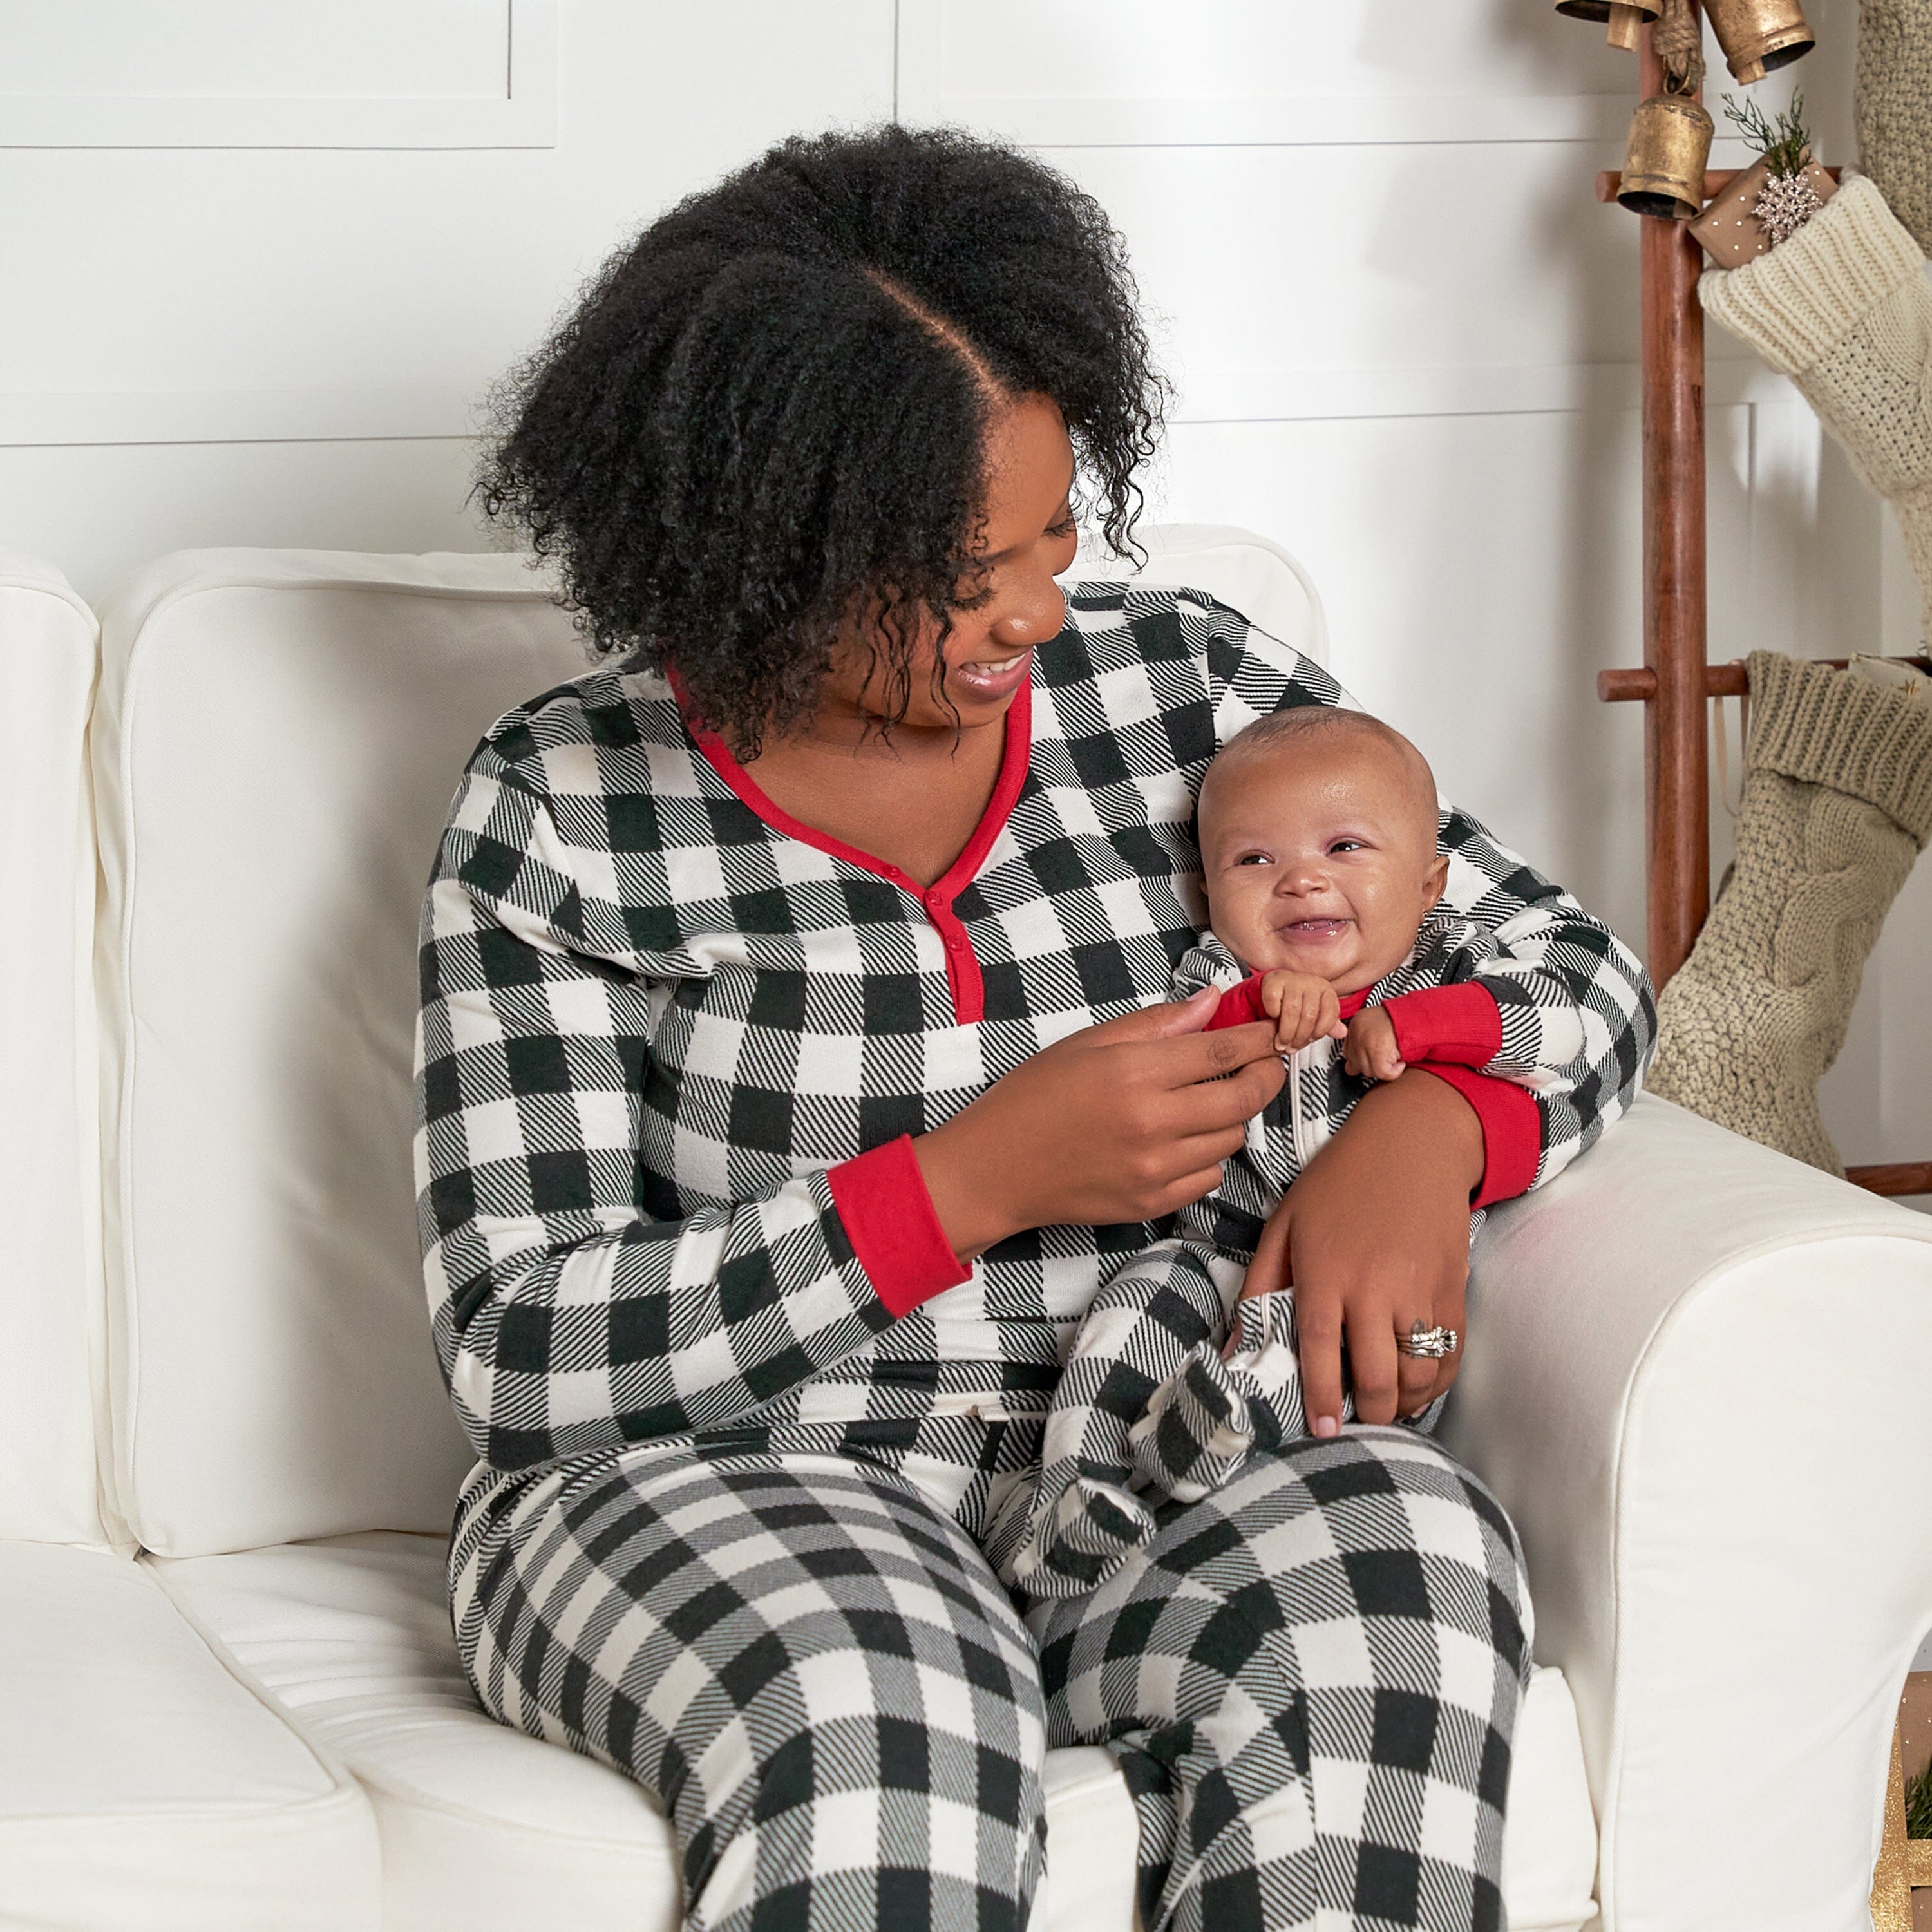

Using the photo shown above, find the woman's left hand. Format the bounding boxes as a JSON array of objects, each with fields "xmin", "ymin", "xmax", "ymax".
[{"xmin": 1238, "ymin": 1070, "xmax": 1482, "ymax": 1434}]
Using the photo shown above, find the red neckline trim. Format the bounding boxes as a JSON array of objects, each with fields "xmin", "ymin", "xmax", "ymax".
[
  {"xmin": 669, "ymin": 670, "xmax": 1032, "ymax": 1025},
  {"xmin": 673, "ymin": 673, "xmax": 1032, "ymax": 905}
]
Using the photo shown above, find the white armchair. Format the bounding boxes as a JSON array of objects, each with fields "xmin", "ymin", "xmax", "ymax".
[
  {"xmin": 1448, "ymin": 1092, "xmax": 1932, "ymax": 1932},
  {"xmin": 1, "ymin": 535, "xmax": 1927, "ymax": 1932}
]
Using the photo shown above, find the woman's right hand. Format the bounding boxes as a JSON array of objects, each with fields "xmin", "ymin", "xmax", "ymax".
[{"xmin": 914, "ymin": 988, "xmax": 1286, "ymax": 1260}]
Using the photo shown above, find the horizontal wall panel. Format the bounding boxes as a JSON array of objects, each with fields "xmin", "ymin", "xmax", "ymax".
[
  {"xmin": 0, "ymin": 0, "xmax": 554, "ymax": 148},
  {"xmin": 0, "ymin": 361, "xmax": 1797, "ymax": 449},
  {"xmin": 911, "ymin": 0, "xmax": 1636, "ymax": 106},
  {"xmin": 0, "ymin": 438, "xmax": 489, "ymax": 605},
  {"xmin": 0, "ymin": 3, "xmax": 892, "ymax": 391},
  {"xmin": 1050, "ymin": 141, "xmax": 1646, "ymax": 377},
  {"xmin": 930, "ymin": 94, "xmax": 1636, "ymax": 148},
  {"xmin": 4, "ymin": 2, "xmax": 511, "ymax": 101}
]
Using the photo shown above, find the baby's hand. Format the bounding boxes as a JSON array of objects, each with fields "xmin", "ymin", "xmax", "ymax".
[
  {"xmin": 1343, "ymin": 1004, "xmax": 1406, "ymax": 1082},
  {"xmin": 1259, "ymin": 969, "xmax": 1345, "ymax": 1053}
]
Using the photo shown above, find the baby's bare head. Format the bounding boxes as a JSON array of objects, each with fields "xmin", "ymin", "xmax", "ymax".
[{"xmin": 1197, "ymin": 707, "xmax": 1448, "ymax": 991}]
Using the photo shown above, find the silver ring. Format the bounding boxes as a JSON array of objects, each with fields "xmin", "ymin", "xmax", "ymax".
[{"xmin": 1396, "ymin": 1321, "xmax": 1457, "ymax": 1360}]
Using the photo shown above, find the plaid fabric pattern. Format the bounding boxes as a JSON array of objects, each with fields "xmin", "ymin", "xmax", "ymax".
[
  {"xmin": 416, "ymin": 579, "xmax": 1646, "ymax": 1930},
  {"xmin": 996, "ymin": 905, "xmax": 1622, "ymax": 1600},
  {"xmin": 453, "ymin": 1450, "xmax": 1048, "ymax": 1932},
  {"xmin": 1033, "ymin": 1428, "xmax": 1532, "ymax": 1932},
  {"xmin": 415, "ymin": 582, "xmax": 1651, "ymax": 1515}
]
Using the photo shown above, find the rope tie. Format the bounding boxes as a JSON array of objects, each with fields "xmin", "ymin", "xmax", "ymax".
[{"xmin": 1654, "ymin": 0, "xmax": 1705, "ymax": 95}]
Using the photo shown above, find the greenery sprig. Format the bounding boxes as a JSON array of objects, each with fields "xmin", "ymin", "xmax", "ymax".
[
  {"xmin": 1723, "ymin": 90, "xmax": 1812, "ymax": 180},
  {"xmin": 1909, "ymin": 1760, "xmax": 1932, "ymax": 1841}
]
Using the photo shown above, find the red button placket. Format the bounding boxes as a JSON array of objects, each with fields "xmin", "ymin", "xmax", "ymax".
[{"xmin": 925, "ymin": 891, "xmax": 985, "ymax": 1025}]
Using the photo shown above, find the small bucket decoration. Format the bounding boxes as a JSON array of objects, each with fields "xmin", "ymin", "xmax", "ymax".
[
  {"xmin": 1620, "ymin": 90, "xmax": 1716, "ymax": 220},
  {"xmin": 1703, "ymin": 0, "xmax": 1815, "ymax": 84},
  {"xmin": 1554, "ymin": 0, "xmax": 1661, "ymax": 48}
]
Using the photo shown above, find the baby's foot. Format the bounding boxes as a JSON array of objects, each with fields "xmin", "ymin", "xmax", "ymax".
[
  {"xmin": 1128, "ymin": 1349, "xmax": 1256, "ymax": 1502},
  {"xmin": 1130, "ymin": 1293, "xmax": 1324, "ymax": 1502},
  {"xmin": 1016, "ymin": 1474, "xmax": 1156, "ymax": 1598}
]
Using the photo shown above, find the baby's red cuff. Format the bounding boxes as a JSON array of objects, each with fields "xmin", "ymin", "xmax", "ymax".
[
  {"xmin": 1204, "ymin": 975, "xmax": 1267, "ymax": 1031},
  {"xmin": 1410, "ymin": 1065, "xmax": 1541, "ymax": 1208},
  {"xmin": 1381, "ymin": 983, "xmax": 1504, "ymax": 1068},
  {"xmin": 826, "ymin": 1137, "xmax": 971, "ymax": 1318}
]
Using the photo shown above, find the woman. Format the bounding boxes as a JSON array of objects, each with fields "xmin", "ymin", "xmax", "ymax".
[{"xmin": 417, "ymin": 127, "xmax": 1652, "ymax": 1932}]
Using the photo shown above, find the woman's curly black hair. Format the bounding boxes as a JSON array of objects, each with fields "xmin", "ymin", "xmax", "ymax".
[{"xmin": 478, "ymin": 124, "xmax": 1165, "ymax": 755}]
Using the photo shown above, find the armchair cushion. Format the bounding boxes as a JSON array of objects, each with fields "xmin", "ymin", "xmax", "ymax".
[
  {"xmin": 152, "ymin": 1531, "xmax": 1599, "ymax": 1932},
  {"xmin": 0, "ymin": 1540, "xmax": 377, "ymax": 1929},
  {"xmin": 0, "ymin": 554, "xmax": 111, "ymax": 1547}
]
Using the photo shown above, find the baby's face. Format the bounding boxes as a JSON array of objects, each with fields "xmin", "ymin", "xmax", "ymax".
[{"xmin": 1198, "ymin": 730, "xmax": 1449, "ymax": 994}]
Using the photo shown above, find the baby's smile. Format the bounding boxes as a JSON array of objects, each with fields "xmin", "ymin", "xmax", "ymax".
[{"xmin": 1197, "ymin": 710, "xmax": 1448, "ymax": 996}]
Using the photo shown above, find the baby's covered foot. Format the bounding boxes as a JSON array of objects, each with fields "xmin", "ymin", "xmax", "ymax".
[
  {"xmin": 1013, "ymin": 1473, "xmax": 1156, "ymax": 1598},
  {"xmin": 1130, "ymin": 1291, "xmax": 1317, "ymax": 1502},
  {"xmin": 1128, "ymin": 1349, "xmax": 1256, "ymax": 1502}
]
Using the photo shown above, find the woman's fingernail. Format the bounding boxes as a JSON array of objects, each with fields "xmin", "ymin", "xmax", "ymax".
[{"xmin": 1313, "ymin": 1415, "xmax": 1340, "ymax": 1439}]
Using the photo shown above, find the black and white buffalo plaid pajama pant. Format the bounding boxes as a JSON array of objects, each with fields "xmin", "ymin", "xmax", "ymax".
[{"xmin": 417, "ymin": 582, "xmax": 1653, "ymax": 1930}]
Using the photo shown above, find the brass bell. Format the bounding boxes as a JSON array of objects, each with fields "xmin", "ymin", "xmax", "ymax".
[
  {"xmin": 1703, "ymin": 0, "xmax": 1814, "ymax": 83},
  {"xmin": 1554, "ymin": 0, "xmax": 1660, "ymax": 48},
  {"xmin": 1619, "ymin": 91, "xmax": 1716, "ymax": 220}
]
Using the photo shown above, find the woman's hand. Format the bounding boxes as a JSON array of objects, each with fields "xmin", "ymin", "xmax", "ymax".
[
  {"xmin": 1240, "ymin": 1070, "xmax": 1482, "ymax": 1432},
  {"xmin": 915, "ymin": 989, "xmax": 1287, "ymax": 1260}
]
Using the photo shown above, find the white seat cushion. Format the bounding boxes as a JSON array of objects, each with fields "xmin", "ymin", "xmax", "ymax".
[
  {"xmin": 0, "ymin": 1540, "xmax": 378, "ymax": 1930},
  {"xmin": 0, "ymin": 554, "xmax": 111, "ymax": 1547},
  {"xmin": 154, "ymin": 1533, "xmax": 1595, "ymax": 1932}
]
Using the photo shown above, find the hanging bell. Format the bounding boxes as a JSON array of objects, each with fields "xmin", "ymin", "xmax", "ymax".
[
  {"xmin": 1703, "ymin": 0, "xmax": 1814, "ymax": 83},
  {"xmin": 1619, "ymin": 91, "xmax": 1716, "ymax": 220},
  {"xmin": 1553, "ymin": 0, "xmax": 1661, "ymax": 46}
]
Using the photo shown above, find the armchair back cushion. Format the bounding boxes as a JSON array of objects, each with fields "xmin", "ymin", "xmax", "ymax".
[
  {"xmin": 91, "ymin": 552, "xmax": 587, "ymax": 1555},
  {"xmin": 0, "ymin": 553, "xmax": 111, "ymax": 1546}
]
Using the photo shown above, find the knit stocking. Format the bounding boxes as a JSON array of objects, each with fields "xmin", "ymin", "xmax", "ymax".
[
  {"xmin": 1649, "ymin": 652, "xmax": 1932, "ymax": 1172},
  {"xmin": 1857, "ymin": 0, "xmax": 1932, "ymax": 254},
  {"xmin": 1699, "ymin": 176, "xmax": 1932, "ymax": 639}
]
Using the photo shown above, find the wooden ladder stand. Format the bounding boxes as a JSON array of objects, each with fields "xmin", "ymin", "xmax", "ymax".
[{"xmin": 1596, "ymin": 8, "xmax": 1932, "ymax": 1200}]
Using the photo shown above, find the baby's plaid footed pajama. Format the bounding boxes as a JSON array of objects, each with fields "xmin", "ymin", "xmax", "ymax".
[
  {"xmin": 996, "ymin": 919, "xmax": 1600, "ymax": 1600},
  {"xmin": 416, "ymin": 582, "xmax": 1653, "ymax": 1929}
]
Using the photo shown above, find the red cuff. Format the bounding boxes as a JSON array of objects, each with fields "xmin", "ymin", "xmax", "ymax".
[
  {"xmin": 1381, "ymin": 983, "xmax": 1503, "ymax": 1068},
  {"xmin": 1204, "ymin": 976, "xmax": 1267, "ymax": 1031},
  {"xmin": 1411, "ymin": 1065, "xmax": 1541, "ymax": 1209},
  {"xmin": 826, "ymin": 1135, "xmax": 971, "ymax": 1318}
]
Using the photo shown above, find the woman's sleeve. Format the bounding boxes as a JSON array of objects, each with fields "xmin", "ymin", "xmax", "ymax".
[
  {"xmin": 413, "ymin": 753, "xmax": 966, "ymax": 1470},
  {"xmin": 1426, "ymin": 811, "xmax": 1655, "ymax": 1191},
  {"xmin": 1206, "ymin": 603, "xmax": 1658, "ymax": 1196}
]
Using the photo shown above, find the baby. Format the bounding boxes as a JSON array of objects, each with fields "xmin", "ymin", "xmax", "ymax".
[{"xmin": 992, "ymin": 704, "xmax": 1587, "ymax": 1599}]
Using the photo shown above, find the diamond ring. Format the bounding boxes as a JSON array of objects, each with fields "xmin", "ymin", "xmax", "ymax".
[{"xmin": 1396, "ymin": 1322, "xmax": 1457, "ymax": 1360}]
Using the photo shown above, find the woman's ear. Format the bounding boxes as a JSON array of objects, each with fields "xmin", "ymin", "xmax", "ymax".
[{"xmin": 1423, "ymin": 852, "xmax": 1450, "ymax": 910}]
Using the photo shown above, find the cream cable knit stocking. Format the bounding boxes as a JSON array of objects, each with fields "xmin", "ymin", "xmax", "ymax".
[
  {"xmin": 1649, "ymin": 652, "xmax": 1932, "ymax": 1171},
  {"xmin": 1857, "ymin": 0, "xmax": 1932, "ymax": 254},
  {"xmin": 1699, "ymin": 175, "xmax": 1932, "ymax": 640}
]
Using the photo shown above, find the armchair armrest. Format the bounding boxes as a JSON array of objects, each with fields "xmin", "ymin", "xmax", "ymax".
[{"xmin": 1442, "ymin": 1094, "xmax": 1932, "ymax": 1932}]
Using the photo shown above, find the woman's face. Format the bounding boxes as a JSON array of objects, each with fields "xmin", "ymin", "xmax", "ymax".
[{"xmin": 817, "ymin": 390, "xmax": 1078, "ymax": 736}]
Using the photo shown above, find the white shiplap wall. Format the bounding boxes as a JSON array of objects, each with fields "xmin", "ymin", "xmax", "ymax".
[
  {"xmin": 902, "ymin": 0, "xmax": 1923, "ymax": 1184},
  {"xmin": 3, "ymin": 0, "xmax": 1921, "ymax": 1179}
]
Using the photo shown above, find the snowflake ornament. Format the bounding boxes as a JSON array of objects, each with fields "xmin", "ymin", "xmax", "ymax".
[{"xmin": 1753, "ymin": 169, "xmax": 1824, "ymax": 247}]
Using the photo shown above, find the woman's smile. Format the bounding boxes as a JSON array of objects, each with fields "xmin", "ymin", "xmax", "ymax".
[{"xmin": 951, "ymin": 646, "xmax": 1034, "ymax": 704}]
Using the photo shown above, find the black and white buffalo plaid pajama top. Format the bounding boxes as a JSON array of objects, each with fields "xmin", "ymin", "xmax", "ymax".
[{"xmin": 416, "ymin": 582, "xmax": 1653, "ymax": 1932}]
